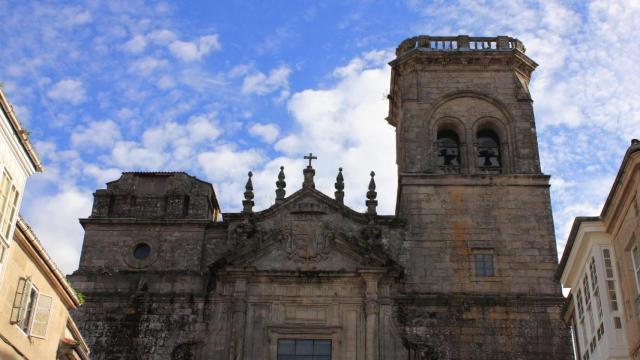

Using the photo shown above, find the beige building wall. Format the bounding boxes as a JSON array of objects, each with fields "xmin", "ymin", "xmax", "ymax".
[
  {"xmin": 602, "ymin": 142, "xmax": 640, "ymax": 358},
  {"xmin": 0, "ymin": 219, "xmax": 88, "ymax": 359}
]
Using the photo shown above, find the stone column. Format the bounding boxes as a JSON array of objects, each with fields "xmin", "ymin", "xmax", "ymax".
[
  {"xmin": 365, "ymin": 299, "xmax": 380, "ymax": 360},
  {"xmin": 228, "ymin": 270, "xmax": 251, "ymax": 360},
  {"xmin": 360, "ymin": 269, "xmax": 384, "ymax": 360}
]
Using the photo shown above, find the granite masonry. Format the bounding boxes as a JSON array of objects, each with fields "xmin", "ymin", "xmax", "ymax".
[{"xmin": 68, "ymin": 35, "xmax": 572, "ymax": 359}]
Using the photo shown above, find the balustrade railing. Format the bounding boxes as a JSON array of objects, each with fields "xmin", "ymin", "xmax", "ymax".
[{"xmin": 396, "ymin": 35, "xmax": 525, "ymax": 56}]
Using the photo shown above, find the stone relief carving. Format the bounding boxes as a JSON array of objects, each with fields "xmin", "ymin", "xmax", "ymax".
[
  {"xmin": 232, "ymin": 218, "xmax": 261, "ymax": 250},
  {"xmin": 280, "ymin": 220, "xmax": 334, "ymax": 262}
]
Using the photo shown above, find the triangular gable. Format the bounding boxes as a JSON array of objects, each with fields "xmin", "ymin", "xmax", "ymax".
[{"xmin": 214, "ymin": 187, "xmax": 404, "ymax": 274}]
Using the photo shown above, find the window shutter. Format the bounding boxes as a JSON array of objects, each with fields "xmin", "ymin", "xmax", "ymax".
[
  {"xmin": 30, "ymin": 294, "xmax": 52, "ymax": 338},
  {"xmin": 10, "ymin": 277, "xmax": 30, "ymax": 323}
]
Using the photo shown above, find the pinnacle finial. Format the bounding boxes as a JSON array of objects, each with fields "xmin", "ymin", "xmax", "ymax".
[
  {"xmin": 366, "ymin": 171, "xmax": 377, "ymax": 215},
  {"xmin": 242, "ymin": 171, "xmax": 254, "ymax": 214},
  {"xmin": 275, "ymin": 166, "xmax": 286, "ymax": 204},
  {"xmin": 335, "ymin": 167, "xmax": 344, "ymax": 204}
]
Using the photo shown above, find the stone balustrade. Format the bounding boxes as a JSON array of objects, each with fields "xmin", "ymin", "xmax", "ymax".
[{"xmin": 396, "ymin": 35, "xmax": 525, "ymax": 56}]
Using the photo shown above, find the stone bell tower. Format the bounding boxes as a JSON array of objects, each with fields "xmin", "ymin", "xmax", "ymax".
[{"xmin": 388, "ymin": 36, "xmax": 572, "ymax": 359}]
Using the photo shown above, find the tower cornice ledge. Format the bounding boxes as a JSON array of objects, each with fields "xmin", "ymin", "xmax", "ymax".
[
  {"xmin": 398, "ymin": 173, "xmax": 551, "ymax": 187},
  {"xmin": 390, "ymin": 35, "xmax": 537, "ymax": 75}
]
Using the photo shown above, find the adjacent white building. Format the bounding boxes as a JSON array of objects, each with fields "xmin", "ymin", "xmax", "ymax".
[
  {"xmin": 560, "ymin": 218, "xmax": 630, "ymax": 360},
  {"xmin": 560, "ymin": 139, "xmax": 640, "ymax": 360},
  {"xmin": 0, "ymin": 88, "xmax": 43, "ymax": 283}
]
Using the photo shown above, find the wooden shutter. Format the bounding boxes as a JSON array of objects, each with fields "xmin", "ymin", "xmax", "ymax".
[
  {"xmin": 30, "ymin": 294, "xmax": 52, "ymax": 338},
  {"xmin": 10, "ymin": 277, "xmax": 31, "ymax": 323}
]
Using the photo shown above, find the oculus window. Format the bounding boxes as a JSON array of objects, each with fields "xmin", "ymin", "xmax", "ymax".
[{"xmin": 133, "ymin": 243, "xmax": 151, "ymax": 260}]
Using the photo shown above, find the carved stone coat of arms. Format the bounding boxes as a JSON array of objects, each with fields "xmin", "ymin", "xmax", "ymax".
[{"xmin": 281, "ymin": 220, "xmax": 333, "ymax": 262}]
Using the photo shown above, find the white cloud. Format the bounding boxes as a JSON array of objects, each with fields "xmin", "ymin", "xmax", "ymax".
[
  {"xmin": 61, "ymin": 8, "xmax": 92, "ymax": 27},
  {"xmin": 169, "ymin": 34, "xmax": 221, "ymax": 61},
  {"xmin": 22, "ymin": 187, "xmax": 93, "ymax": 274},
  {"xmin": 11, "ymin": 104, "xmax": 30, "ymax": 126},
  {"xmin": 129, "ymin": 56, "xmax": 169, "ymax": 75},
  {"xmin": 83, "ymin": 164, "xmax": 122, "ymax": 185},
  {"xmin": 147, "ymin": 29, "xmax": 177, "ymax": 44},
  {"xmin": 46, "ymin": 79, "xmax": 87, "ymax": 104},
  {"xmin": 249, "ymin": 123, "xmax": 280, "ymax": 143},
  {"xmin": 111, "ymin": 140, "xmax": 167, "ymax": 169},
  {"xmin": 156, "ymin": 75, "xmax": 175, "ymax": 89},
  {"xmin": 241, "ymin": 65, "xmax": 291, "ymax": 96},
  {"xmin": 276, "ymin": 51, "xmax": 396, "ymax": 213},
  {"xmin": 198, "ymin": 145, "xmax": 265, "ymax": 210},
  {"xmin": 110, "ymin": 113, "xmax": 221, "ymax": 170},
  {"xmin": 123, "ymin": 34, "xmax": 147, "ymax": 53},
  {"xmin": 71, "ymin": 120, "xmax": 121, "ymax": 149}
]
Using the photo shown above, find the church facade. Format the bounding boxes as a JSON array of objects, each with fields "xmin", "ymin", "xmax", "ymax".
[{"xmin": 69, "ymin": 35, "xmax": 572, "ymax": 359}]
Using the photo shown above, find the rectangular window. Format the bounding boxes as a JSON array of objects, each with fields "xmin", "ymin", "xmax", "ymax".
[
  {"xmin": 0, "ymin": 170, "xmax": 19, "ymax": 244},
  {"xmin": 474, "ymin": 254, "xmax": 495, "ymax": 277},
  {"xmin": 614, "ymin": 316, "xmax": 622, "ymax": 329},
  {"xmin": 589, "ymin": 258, "xmax": 603, "ymax": 320},
  {"xmin": 0, "ymin": 241, "xmax": 7, "ymax": 281},
  {"xmin": 277, "ymin": 339, "xmax": 331, "ymax": 360},
  {"xmin": 30, "ymin": 294, "xmax": 52, "ymax": 338},
  {"xmin": 632, "ymin": 246, "xmax": 640, "ymax": 294},
  {"xmin": 18, "ymin": 286, "xmax": 38, "ymax": 334},
  {"xmin": 583, "ymin": 275, "xmax": 591, "ymax": 305},
  {"xmin": 577, "ymin": 289, "xmax": 584, "ymax": 319},
  {"xmin": 10, "ymin": 278, "xmax": 52, "ymax": 337},
  {"xmin": 602, "ymin": 248, "xmax": 619, "ymax": 311}
]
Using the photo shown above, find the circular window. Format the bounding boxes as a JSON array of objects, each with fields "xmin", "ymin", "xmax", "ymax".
[{"xmin": 133, "ymin": 243, "xmax": 151, "ymax": 260}]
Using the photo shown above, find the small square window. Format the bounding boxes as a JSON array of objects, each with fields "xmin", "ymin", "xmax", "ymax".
[
  {"xmin": 614, "ymin": 316, "xmax": 622, "ymax": 329},
  {"xmin": 474, "ymin": 253, "xmax": 495, "ymax": 277}
]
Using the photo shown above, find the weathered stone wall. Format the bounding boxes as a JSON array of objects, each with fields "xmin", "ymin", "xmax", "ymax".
[
  {"xmin": 71, "ymin": 294, "xmax": 209, "ymax": 360},
  {"xmin": 76, "ymin": 222, "xmax": 213, "ymax": 273},
  {"xmin": 398, "ymin": 297, "xmax": 569, "ymax": 359},
  {"xmin": 397, "ymin": 177, "xmax": 559, "ymax": 295}
]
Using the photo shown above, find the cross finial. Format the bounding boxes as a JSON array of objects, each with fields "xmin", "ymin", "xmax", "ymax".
[{"xmin": 304, "ymin": 152, "xmax": 317, "ymax": 168}]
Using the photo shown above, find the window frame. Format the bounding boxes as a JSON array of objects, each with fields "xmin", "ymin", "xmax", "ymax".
[
  {"xmin": 0, "ymin": 168, "xmax": 20, "ymax": 246},
  {"xmin": 29, "ymin": 292, "xmax": 53, "ymax": 339},
  {"xmin": 470, "ymin": 249, "xmax": 497, "ymax": 279},
  {"xmin": 11, "ymin": 278, "xmax": 53, "ymax": 339},
  {"xmin": 17, "ymin": 282, "xmax": 39, "ymax": 336},
  {"xmin": 0, "ymin": 240, "xmax": 7, "ymax": 284},
  {"xmin": 276, "ymin": 338, "xmax": 332, "ymax": 360},
  {"xmin": 632, "ymin": 245, "xmax": 640, "ymax": 295}
]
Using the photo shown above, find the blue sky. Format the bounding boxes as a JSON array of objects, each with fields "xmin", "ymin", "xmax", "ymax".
[{"xmin": 0, "ymin": 0, "xmax": 638, "ymax": 274}]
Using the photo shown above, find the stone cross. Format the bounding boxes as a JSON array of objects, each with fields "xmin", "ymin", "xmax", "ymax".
[
  {"xmin": 302, "ymin": 153, "xmax": 316, "ymax": 189},
  {"xmin": 304, "ymin": 153, "xmax": 317, "ymax": 168}
]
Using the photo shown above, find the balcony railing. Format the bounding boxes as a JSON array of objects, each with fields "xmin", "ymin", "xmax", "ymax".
[{"xmin": 396, "ymin": 35, "xmax": 525, "ymax": 56}]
